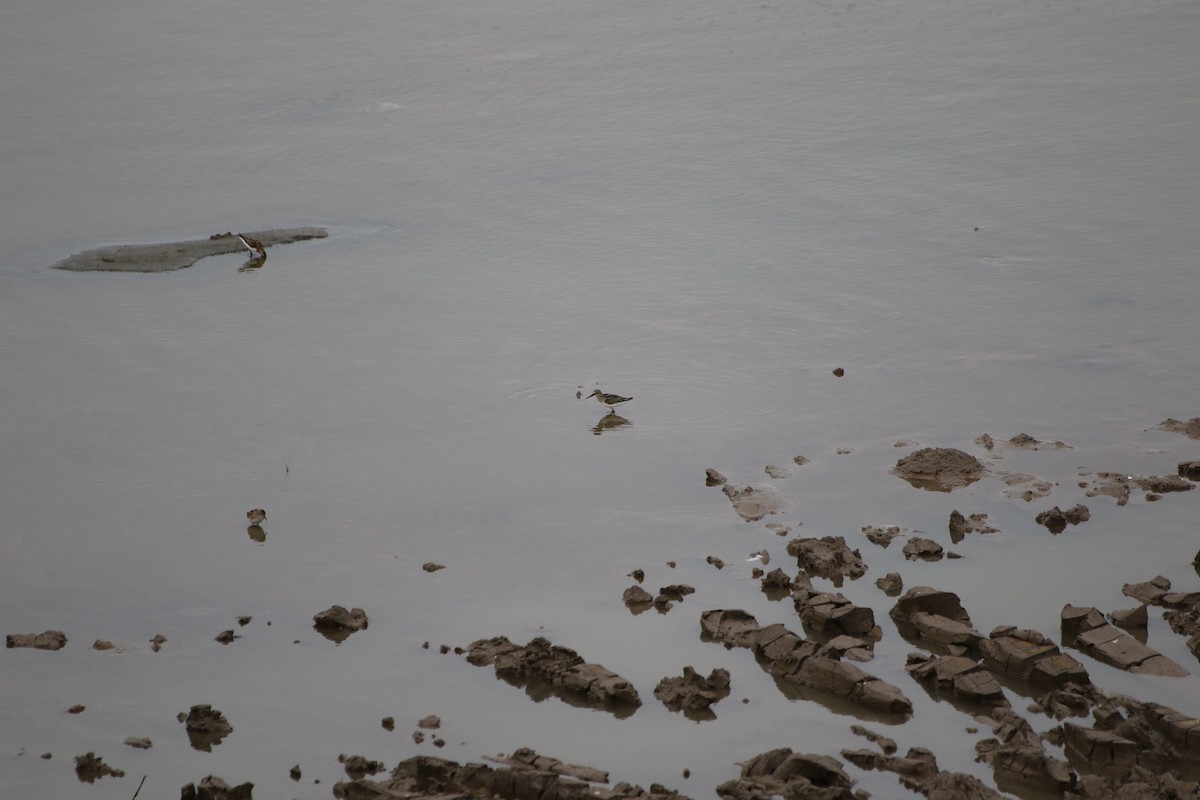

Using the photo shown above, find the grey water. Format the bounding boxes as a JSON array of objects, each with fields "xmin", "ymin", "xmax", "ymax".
[{"xmin": 2, "ymin": 0, "xmax": 1199, "ymax": 797}]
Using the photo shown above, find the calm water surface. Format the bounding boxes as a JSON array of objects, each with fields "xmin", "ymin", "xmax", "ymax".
[{"xmin": 2, "ymin": 0, "xmax": 1199, "ymax": 797}]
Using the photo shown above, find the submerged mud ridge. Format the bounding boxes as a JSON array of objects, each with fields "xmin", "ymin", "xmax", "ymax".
[{"xmin": 52, "ymin": 227, "xmax": 328, "ymax": 272}]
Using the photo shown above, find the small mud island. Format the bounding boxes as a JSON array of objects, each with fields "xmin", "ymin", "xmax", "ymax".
[{"xmin": 52, "ymin": 228, "xmax": 328, "ymax": 272}]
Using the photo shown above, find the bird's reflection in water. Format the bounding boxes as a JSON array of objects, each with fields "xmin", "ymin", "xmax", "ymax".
[
  {"xmin": 246, "ymin": 524, "xmax": 266, "ymax": 543},
  {"xmin": 592, "ymin": 413, "xmax": 631, "ymax": 436},
  {"xmin": 238, "ymin": 255, "xmax": 266, "ymax": 273}
]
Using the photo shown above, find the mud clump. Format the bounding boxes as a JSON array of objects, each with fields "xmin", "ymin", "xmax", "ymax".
[
  {"xmin": 1061, "ymin": 604, "xmax": 1188, "ymax": 677},
  {"xmin": 180, "ymin": 775, "xmax": 255, "ymax": 799},
  {"xmin": 948, "ymin": 511, "xmax": 998, "ymax": 542},
  {"xmin": 334, "ymin": 750, "xmax": 681, "ymax": 800},
  {"xmin": 902, "ymin": 537, "xmax": 944, "ymax": 561},
  {"xmin": 875, "ymin": 573, "xmax": 903, "ymax": 596},
  {"xmin": 889, "ymin": 586, "xmax": 983, "ymax": 653},
  {"xmin": 6, "ymin": 630, "xmax": 67, "ymax": 650},
  {"xmin": 786, "ymin": 536, "xmax": 866, "ymax": 583},
  {"xmin": 313, "ymin": 605, "xmax": 369, "ymax": 642},
  {"xmin": 178, "ymin": 704, "xmax": 234, "ymax": 751},
  {"xmin": 1035, "ymin": 504, "xmax": 1090, "ymax": 533},
  {"xmin": 892, "ymin": 447, "xmax": 984, "ymax": 490},
  {"xmin": 654, "ymin": 667, "xmax": 731, "ymax": 717},
  {"xmin": 716, "ymin": 749, "xmax": 856, "ymax": 800},
  {"xmin": 700, "ymin": 609, "xmax": 911, "ymax": 715},
  {"xmin": 861, "ymin": 525, "xmax": 904, "ymax": 547},
  {"xmin": 720, "ymin": 482, "xmax": 786, "ymax": 521},
  {"xmin": 1159, "ymin": 417, "xmax": 1200, "ymax": 439},
  {"xmin": 340, "ymin": 753, "xmax": 387, "ymax": 779},
  {"xmin": 465, "ymin": 636, "xmax": 641, "ymax": 712},
  {"xmin": 705, "ymin": 468, "xmax": 727, "ymax": 486},
  {"xmin": 73, "ymin": 752, "xmax": 124, "ymax": 782}
]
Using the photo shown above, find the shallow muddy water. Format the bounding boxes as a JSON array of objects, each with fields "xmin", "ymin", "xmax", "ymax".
[{"xmin": 2, "ymin": 0, "xmax": 1199, "ymax": 797}]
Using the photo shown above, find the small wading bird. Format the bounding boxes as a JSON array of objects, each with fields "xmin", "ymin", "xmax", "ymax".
[
  {"xmin": 586, "ymin": 389, "xmax": 632, "ymax": 414},
  {"xmin": 746, "ymin": 549, "xmax": 770, "ymax": 565},
  {"xmin": 246, "ymin": 508, "xmax": 267, "ymax": 526},
  {"xmin": 236, "ymin": 233, "xmax": 267, "ymax": 260}
]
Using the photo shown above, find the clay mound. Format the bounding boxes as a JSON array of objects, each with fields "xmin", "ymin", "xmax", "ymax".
[{"xmin": 892, "ymin": 448, "xmax": 984, "ymax": 491}]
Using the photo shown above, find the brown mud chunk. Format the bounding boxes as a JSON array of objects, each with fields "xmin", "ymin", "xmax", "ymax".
[
  {"xmin": 422, "ymin": 562, "xmax": 445, "ymax": 572},
  {"xmin": 889, "ymin": 587, "xmax": 983, "ymax": 651},
  {"xmin": 1035, "ymin": 504, "xmax": 1089, "ymax": 533},
  {"xmin": 718, "ymin": 749, "xmax": 856, "ymax": 800},
  {"xmin": 464, "ymin": 636, "xmax": 641, "ymax": 712},
  {"xmin": 906, "ymin": 652, "xmax": 1008, "ymax": 706},
  {"xmin": 786, "ymin": 536, "xmax": 866, "ymax": 583},
  {"xmin": 1108, "ymin": 606, "xmax": 1148, "ymax": 629},
  {"xmin": 313, "ymin": 606, "xmax": 369, "ymax": 643},
  {"xmin": 1121, "ymin": 575, "xmax": 1171, "ymax": 605},
  {"xmin": 832, "ymin": 367, "xmax": 845, "ymax": 377},
  {"xmin": 180, "ymin": 775, "xmax": 255, "ymax": 799},
  {"xmin": 706, "ymin": 556, "xmax": 725, "ymax": 569},
  {"xmin": 979, "ymin": 626, "xmax": 1090, "ymax": 691},
  {"xmin": 68, "ymin": 704, "xmax": 86, "ymax": 714},
  {"xmin": 150, "ymin": 634, "xmax": 167, "ymax": 652},
  {"xmin": 417, "ymin": 715, "xmax": 441, "ymax": 730},
  {"xmin": 178, "ymin": 704, "xmax": 234, "ymax": 751},
  {"xmin": 700, "ymin": 609, "xmax": 911, "ymax": 715},
  {"xmin": 6, "ymin": 630, "xmax": 67, "ymax": 650},
  {"xmin": 903, "ymin": 537, "xmax": 944, "ymax": 561},
  {"xmin": 849, "ymin": 724, "xmax": 897, "ymax": 755},
  {"xmin": 628, "ymin": 569, "xmax": 645, "ymax": 583},
  {"xmin": 760, "ymin": 569, "xmax": 792, "ymax": 598},
  {"xmin": 892, "ymin": 447, "xmax": 984, "ymax": 491},
  {"xmin": 339, "ymin": 753, "xmax": 386, "ymax": 779},
  {"xmin": 623, "ymin": 585, "xmax": 654, "ymax": 611},
  {"xmin": 74, "ymin": 752, "xmax": 124, "ymax": 783},
  {"xmin": 333, "ymin": 750, "xmax": 644, "ymax": 800},
  {"xmin": 654, "ymin": 666, "xmax": 731, "ymax": 716},
  {"xmin": 93, "ymin": 639, "xmax": 115, "ymax": 651},
  {"xmin": 658, "ymin": 584, "xmax": 695, "ymax": 602},
  {"xmin": 764, "ymin": 464, "xmax": 792, "ymax": 479},
  {"xmin": 1179, "ymin": 460, "xmax": 1200, "ymax": 480},
  {"xmin": 381, "ymin": 717, "xmax": 395, "ymax": 731},
  {"xmin": 1158, "ymin": 417, "xmax": 1200, "ymax": 438},
  {"xmin": 123, "ymin": 737, "xmax": 152, "ymax": 749},
  {"xmin": 705, "ymin": 468, "xmax": 727, "ymax": 487},
  {"xmin": 862, "ymin": 525, "xmax": 904, "ymax": 547},
  {"xmin": 948, "ymin": 511, "xmax": 998, "ymax": 543},
  {"xmin": 875, "ymin": 573, "xmax": 903, "ymax": 596},
  {"xmin": 793, "ymin": 455, "xmax": 810, "ymax": 466},
  {"xmin": 1061, "ymin": 604, "xmax": 1188, "ymax": 677},
  {"xmin": 721, "ymin": 483, "xmax": 786, "ymax": 521},
  {"xmin": 214, "ymin": 629, "xmax": 240, "ymax": 644},
  {"xmin": 975, "ymin": 433, "xmax": 996, "ymax": 450},
  {"xmin": 973, "ymin": 708, "xmax": 1074, "ymax": 794},
  {"xmin": 290, "ymin": 765, "xmax": 302, "ymax": 781},
  {"xmin": 792, "ymin": 584, "xmax": 880, "ymax": 640},
  {"xmin": 1006, "ymin": 433, "xmax": 1071, "ymax": 450}
]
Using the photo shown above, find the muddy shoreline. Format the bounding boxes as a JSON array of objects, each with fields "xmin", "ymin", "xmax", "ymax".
[{"xmin": 9, "ymin": 425, "xmax": 1200, "ymax": 799}]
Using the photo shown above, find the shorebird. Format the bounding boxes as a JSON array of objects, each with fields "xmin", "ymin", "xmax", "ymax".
[
  {"xmin": 747, "ymin": 549, "xmax": 770, "ymax": 565},
  {"xmin": 586, "ymin": 389, "xmax": 632, "ymax": 414},
  {"xmin": 236, "ymin": 234, "xmax": 267, "ymax": 260},
  {"xmin": 246, "ymin": 508, "xmax": 267, "ymax": 526}
]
